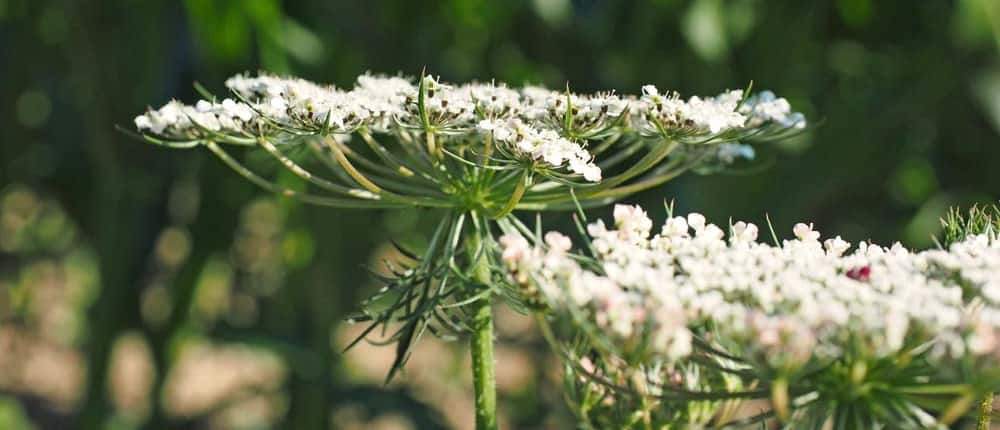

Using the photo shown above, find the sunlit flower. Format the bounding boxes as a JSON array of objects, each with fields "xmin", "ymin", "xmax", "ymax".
[{"xmin": 502, "ymin": 204, "xmax": 1000, "ymax": 371}]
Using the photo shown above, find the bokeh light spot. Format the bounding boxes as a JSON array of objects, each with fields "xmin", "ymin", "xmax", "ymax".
[{"xmin": 16, "ymin": 90, "xmax": 52, "ymax": 129}]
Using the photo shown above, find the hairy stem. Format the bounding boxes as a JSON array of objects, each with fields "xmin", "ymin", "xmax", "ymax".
[
  {"xmin": 978, "ymin": 392, "xmax": 994, "ymax": 430},
  {"xmin": 468, "ymin": 228, "xmax": 498, "ymax": 430}
]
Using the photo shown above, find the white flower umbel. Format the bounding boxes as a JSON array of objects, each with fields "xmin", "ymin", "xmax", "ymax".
[
  {"xmin": 135, "ymin": 71, "xmax": 805, "ymax": 201},
  {"xmin": 500, "ymin": 204, "xmax": 1000, "ymax": 428},
  {"xmin": 503, "ymin": 205, "xmax": 1000, "ymax": 365},
  {"xmin": 133, "ymin": 71, "xmax": 808, "ymax": 430}
]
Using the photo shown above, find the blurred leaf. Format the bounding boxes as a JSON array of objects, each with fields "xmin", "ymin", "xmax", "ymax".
[
  {"xmin": 682, "ymin": 0, "xmax": 729, "ymax": 62},
  {"xmin": 836, "ymin": 0, "xmax": 873, "ymax": 28},
  {"xmin": 0, "ymin": 396, "xmax": 36, "ymax": 430},
  {"xmin": 953, "ymin": 0, "xmax": 1000, "ymax": 56},
  {"xmin": 183, "ymin": 0, "xmax": 253, "ymax": 62},
  {"xmin": 972, "ymin": 67, "xmax": 1000, "ymax": 134},
  {"xmin": 531, "ymin": 0, "xmax": 571, "ymax": 27},
  {"xmin": 245, "ymin": 0, "xmax": 289, "ymax": 72},
  {"xmin": 725, "ymin": 0, "xmax": 758, "ymax": 44},
  {"xmin": 282, "ymin": 228, "xmax": 316, "ymax": 269},
  {"xmin": 889, "ymin": 158, "xmax": 938, "ymax": 206},
  {"xmin": 281, "ymin": 17, "xmax": 324, "ymax": 65}
]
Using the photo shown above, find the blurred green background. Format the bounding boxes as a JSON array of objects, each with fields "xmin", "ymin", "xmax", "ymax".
[{"xmin": 1, "ymin": 0, "xmax": 999, "ymax": 429}]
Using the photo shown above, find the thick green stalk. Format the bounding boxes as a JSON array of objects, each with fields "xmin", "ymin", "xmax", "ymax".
[
  {"xmin": 978, "ymin": 392, "xmax": 993, "ymax": 430},
  {"xmin": 468, "ymin": 228, "xmax": 498, "ymax": 430}
]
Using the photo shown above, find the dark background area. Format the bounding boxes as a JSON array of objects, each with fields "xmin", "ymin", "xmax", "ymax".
[{"xmin": 0, "ymin": 0, "xmax": 998, "ymax": 429}]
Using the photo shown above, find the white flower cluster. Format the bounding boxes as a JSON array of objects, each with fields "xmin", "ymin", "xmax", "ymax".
[
  {"xmin": 135, "ymin": 72, "xmax": 805, "ymax": 183},
  {"xmin": 637, "ymin": 86, "xmax": 804, "ymax": 136},
  {"xmin": 501, "ymin": 205, "xmax": 1000, "ymax": 369},
  {"xmin": 519, "ymin": 86, "xmax": 628, "ymax": 137},
  {"xmin": 740, "ymin": 90, "xmax": 806, "ymax": 129},
  {"xmin": 134, "ymin": 99, "xmax": 256, "ymax": 135},
  {"xmin": 226, "ymin": 73, "xmax": 394, "ymax": 132},
  {"xmin": 638, "ymin": 86, "xmax": 747, "ymax": 134},
  {"xmin": 479, "ymin": 118, "xmax": 601, "ymax": 181}
]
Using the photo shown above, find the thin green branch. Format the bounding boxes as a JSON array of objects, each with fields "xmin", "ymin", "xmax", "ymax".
[
  {"xmin": 322, "ymin": 137, "xmax": 453, "ymax": 207},
  {"xmin": 205, "ymin": 142, "xmax": 406, "ymax": 209},
  {"xmin": 492, "ymin": 171, "xmax": 528, "ymax": 219},
  {"xmin": 257, "ymin": 137, "xmax": 365, "ymax": 195}
]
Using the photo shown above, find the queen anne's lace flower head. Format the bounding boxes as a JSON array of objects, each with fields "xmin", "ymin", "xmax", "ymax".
[
  {"xmin": 135, "ymin": 73, "xmax": 804, "ymax": 210},
  {"xmin": 501, "ymin": 204, "xmax": 1000, "ymax": 370}
]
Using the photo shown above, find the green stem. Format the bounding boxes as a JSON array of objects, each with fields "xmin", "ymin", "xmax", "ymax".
[
  {"xmin": 492, "ymin": 172, "xmax": 528, "ymax": 219},
  {"xmin": 468, "ymin": 226, "xmax": 498, "ymax": 430},
  {"xmin": 978, "ymin": 392, "xmax": 994, "ymax": 430},
  {"xmin": 771, "ymin": 377, "xmax": 790, "ymax": 423}
]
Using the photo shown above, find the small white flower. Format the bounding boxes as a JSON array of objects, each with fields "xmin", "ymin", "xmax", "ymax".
[
  {"xmin": 661, "ymin": 217, "xmax": 689, "ymax": 238},
  {"xmin": 545, "ymin": 232, "xmax": 573, "ymax": 253},
  {"xmin": 824, "ymin": 236, "xmax": 850, "ymax": 256},
  {"xmin": 134, "ymin": 114, "xmax": 152, "ymax": 131},
  {"xmin": 731, "ymin": 221, "xmax": 759, "ymax": 244},
  {"xmin": 499, "ymin": 234, "xmax": 531, "ymax": 267},
  {"xmin": 687, "ymin": 213, "xmax": 706, "ymax": 232},
  {"xmin": 793, "ymin": 223, "xmax": 820, "ymax": 242},
  {"xmin": 195, "ymin": 100, "xmax": 213, "ymax": 112},
  {"xmin": 614, "ymin": 205, "xmax": 653, "ymax": 240}
]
